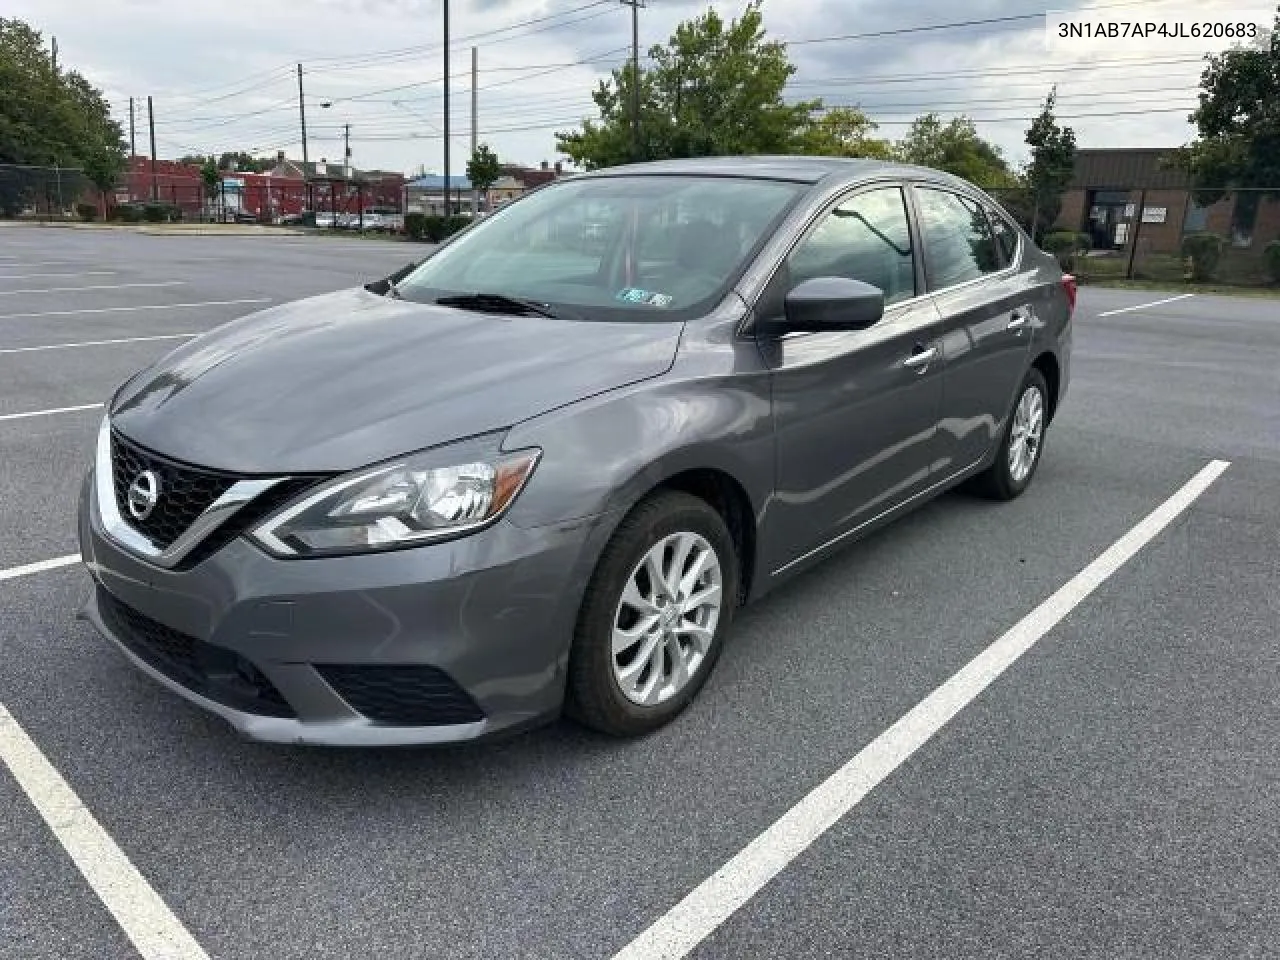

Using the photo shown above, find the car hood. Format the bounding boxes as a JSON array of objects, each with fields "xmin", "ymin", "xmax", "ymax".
[{"xmin": 110, "ymin": 287, "xmax": 683, "ymax": 473}]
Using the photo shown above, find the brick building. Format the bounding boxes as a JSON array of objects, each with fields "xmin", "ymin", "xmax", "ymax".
[{"xmin": 1056, "ymin": 148, "xmax": 1280, "ymax": 264}]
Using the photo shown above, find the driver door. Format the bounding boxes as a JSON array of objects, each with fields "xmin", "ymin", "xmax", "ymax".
[{"xmin": 759, "ymin": 184, "xmax": 945, "ymax": 569}]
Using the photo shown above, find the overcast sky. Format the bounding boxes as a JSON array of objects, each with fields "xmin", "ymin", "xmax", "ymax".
[{"xmin": 11, "ymin": 0, "xmax": 1267, "ymax": 175}]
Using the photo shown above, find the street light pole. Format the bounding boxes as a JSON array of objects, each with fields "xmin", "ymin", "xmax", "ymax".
[
  {"xmin": 620, "ymin": 0, "xmax": 644, "ymax": 162},
  {"xmin": 443, "ymin": 0, "xmax": 451, "ymax": 217}
]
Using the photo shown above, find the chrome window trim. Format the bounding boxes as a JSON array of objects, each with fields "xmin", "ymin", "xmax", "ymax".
[{"xmin": 95, "ymin": 417, "xmax": 285, "ymax": 569}]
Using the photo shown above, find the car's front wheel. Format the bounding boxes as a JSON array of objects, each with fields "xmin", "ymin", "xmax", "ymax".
[
  {"xmin": 567, "ymin": 491, "xmax": 738, "ymax": 737},
  {"xmin": 972, "ymin": 367, "xmax": 1050, "ymax": 501}
]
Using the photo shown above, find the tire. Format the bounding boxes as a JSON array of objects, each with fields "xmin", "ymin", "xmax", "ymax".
[
  {"xmin": 970, "ymin": 367, "xmax": 1050, "ymax": 501},
  {"xmin": 566, "ymin": 490, "xmax": 739, "ymax": 737}
]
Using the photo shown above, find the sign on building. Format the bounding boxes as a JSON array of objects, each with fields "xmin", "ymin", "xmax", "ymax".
[{"xmin": 1141, "ymin": 206, "xmax": 1167, "ymax": 224}]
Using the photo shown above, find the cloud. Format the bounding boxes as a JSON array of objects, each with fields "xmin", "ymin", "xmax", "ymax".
[{"xmin": 7, "ymin": 0, "xmax": 1247, "ymax": 174}]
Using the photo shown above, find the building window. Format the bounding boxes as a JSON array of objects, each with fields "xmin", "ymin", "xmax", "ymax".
[{"xmin": 1182, "ymin": 200, "xmax": 1209, "ymax": 233}]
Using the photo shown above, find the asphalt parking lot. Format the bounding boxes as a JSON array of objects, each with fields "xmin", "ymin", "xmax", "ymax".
[{"xmin": 1, "ymin": 225, "xmax": 1277, "ymax": 960}]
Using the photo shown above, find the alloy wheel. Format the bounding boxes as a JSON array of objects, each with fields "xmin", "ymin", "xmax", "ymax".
[
  {"xmin": 610, "ymin": 531, "xmax": 724, "ymax": 706},
  {"xmin": 1008, "ymin": 384, "xmax": 1045, "ymax": 484}
]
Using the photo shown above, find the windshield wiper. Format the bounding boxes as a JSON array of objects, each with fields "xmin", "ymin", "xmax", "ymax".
[{"xmin": 434, "ymin": 292, "xmax": 558, "ymax": 319}]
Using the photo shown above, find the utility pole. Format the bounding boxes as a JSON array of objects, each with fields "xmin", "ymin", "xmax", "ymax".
[
  {"xmin": 443, "ymin": 0, "xmax": 451, "ymax": 217},
  {"xmin": 297, "ymin": 64, "xmax": 309, "ymax": 169},
  {"xmin": 343, "ymin": 124, "xmax": 351, "ymax": 175},
  {"xmin": 128, "ymin": 97, "xmax": 136, "ymax": 158},
  {"xmin": 620, "ymin": 0, "xmax": 644, "ymax": 162},
  {"xmin": 147, "ymin": 95, "xmax": 158, "ymax": 201},
  {"xmin": 51, "ymin": 37, "xmax": 58, "ymax": 75},
  {"xmin": 471, "ymin": 46, "xmax": 479, "ymax": 216}
]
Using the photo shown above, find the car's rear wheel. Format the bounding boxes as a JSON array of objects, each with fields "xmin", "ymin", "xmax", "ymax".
[
  {"xmin": 971, "ymin": 367, "xmax": 1049, "ymax": 501},
  {"xmin": 566, "ymin": 491, "xmax": 738, "ymax": 736}
]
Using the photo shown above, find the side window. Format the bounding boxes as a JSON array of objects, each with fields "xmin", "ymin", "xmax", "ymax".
[
  {"xmin": 985, "ymin": 206, "xmax": 1020, "ymax": 266},
  {"xmin": 915, "ymin": 188, "xmax": 1001, "ymax": 289},
  {"xmin": 787, "ymin": 187, "xmax": 916, "ymax": 306}
]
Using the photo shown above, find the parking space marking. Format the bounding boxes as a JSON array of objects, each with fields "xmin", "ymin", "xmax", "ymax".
[
  {"xmin": 0, "ymin": 298, "xmax": 271, "ymax": 321},
  {"xmin": 0, "ymin": 554, "xmax": 81, "ymax": 583},
  {"xmin": 0, "ymin": 281, "xmax": 187, "ymax": 297},
  {"xmin": 0, "ymin": 271, "xmax": 118, "ymax": 280},
  {"xmin": 1097, "ymin": 293, "xmax": 1194, "ymax": 317},
  {"xmin": 0, "ymin": 403, "xmax": 103, "ymax": 423},
  {"xmin": 613, "ymin": 459, "xmax": 1231, "ymax": 960},
  {"xmin": 0, "ymin": 333, "xmax": 197, "ymax": 355},
  {"xmin": 0, "ymin": 703, "xmax": 211, "ymax": 960}
]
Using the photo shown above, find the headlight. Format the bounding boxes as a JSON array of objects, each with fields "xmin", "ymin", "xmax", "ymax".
[{"xmin": 250, "ymin": 447, "xmax": 540, "ymax": 557}]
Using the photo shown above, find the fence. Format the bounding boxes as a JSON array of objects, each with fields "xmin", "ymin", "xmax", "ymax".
[
  {"xmin": 992, "ymin": 185, "xmax": 1280, "ymax": 288},
  {"xmin": 0, "ymin": 163, "xmax": 406, "ymax": 229}
]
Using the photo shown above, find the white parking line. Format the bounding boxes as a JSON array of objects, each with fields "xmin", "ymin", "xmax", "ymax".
[
  {"xmin": 0, "ymin": 298, "xmax": 270, "ymax": 320},
  {"xmin": 1097, "ymin": 293, "xmax": 1194, "ymax": 317},
  {"xmin": 0, "ymin": 334, "xmax": 196, "ymax": 355},
  {"xmin": 0, "ymin": 703, "xmax": 211, "ymax": 960},
  {"xmin": 612, "ymin": 459, "xmax": 1231, "ymax": 960},
  {"xmin": 0, "ymin": 554, "xmax": 81, "ymax": 582},
  {"xmin": 0, "ymin": 403, "xmax": 103, "ymax": 423},
  {"xmin": 0, "ymin": 271, "xmax": 118, "ymax": 280},
  {"xmin": 0, "ymin": 281, "xmax": 186, "ymax": 297}
]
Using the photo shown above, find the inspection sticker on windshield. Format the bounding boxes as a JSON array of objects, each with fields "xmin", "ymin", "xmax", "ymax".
[{"xmin": 617, "ymin": 288, "xmax": 674, "ymax": 308}]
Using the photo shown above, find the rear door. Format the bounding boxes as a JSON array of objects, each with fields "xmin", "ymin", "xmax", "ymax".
[
  {"xmin": 910, "ymin": 185, "xmax": 1033, "ymax": 476},
  {"xmin": 761, "ymin": 184, "xmax": 945, "ymax": 568}
]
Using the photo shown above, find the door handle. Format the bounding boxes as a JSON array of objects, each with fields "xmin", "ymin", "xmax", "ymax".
[
  {"xmin": 903, "ymin": 346, "xmax": 938, "ymax": 371},
  {"xmin": 1007, "ymin": 312, "xmax": 1029, "ymax": 330}
]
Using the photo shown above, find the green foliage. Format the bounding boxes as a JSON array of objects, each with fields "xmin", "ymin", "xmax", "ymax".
[
  {"xmin": 1181, "ymin": 232, "xmax": 1225, "ymax": 282},
  {"xmin": 0, "ymin": 17, "xmax": 125, "ymax": 198},
  {"xmin": 111, "ymin": 203, "xmax": 143, "ymax": 223},
  {"xmin": 795, "ymin": 107, "xmax": 893, "ymax": 159},
  {"xmin": 75, "ymin": 201, "xmax": 98, "ymax": 221},
  {"xmin": 200, "ymin": 159, "xmax": 220, "ymax": 198},
  {"xmin": 1183, "ymin": 10, "xmax": 1280, "ymax": 199},
  {"xmin": 466, "ymin": 144, "xmax": 503, "ymax": 194},
  {"xmin": 404, "ymin": 213, "xmax": 471, "ymax": 243},
  {"xmin": 1022, "ymin": 88, "xmax": 1077, "ymax": 242},
  {"xmin": 1264, "ymin": 240, "xmax": 1280, "ymax": 284},
  {"xmin": 893, "ymin": 113, "xmax": 1013, "ymax": 186},
  {"xmin": 1041, "ymin": 230, "xmax": 1090, "ymax": 270},
  {"xmin": 557, "ymin": 1, "xmax": 817, "ymax": 168},
  {"xmin": 217, "ymin": 151, "xmax": 270, "ymax": 173}
]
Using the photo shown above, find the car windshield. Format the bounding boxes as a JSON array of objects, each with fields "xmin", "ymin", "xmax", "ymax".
[{"xmin": 395, "ymin": 175, "xmax": 805, "ymax": 320}]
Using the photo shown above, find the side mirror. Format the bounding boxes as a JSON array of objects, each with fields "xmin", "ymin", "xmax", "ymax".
[
  {"xmin": 783, "ymin": 277, "xmax": 885, "ymax": 332},
  {"xmin": 364, "ymin": 261, "xmax": 420, "ymax": 296}
]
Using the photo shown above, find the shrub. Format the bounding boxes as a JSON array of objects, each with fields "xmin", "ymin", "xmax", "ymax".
[
  {"xmin": 111, "ymin": 203, "xmax": 143, "ymax": 223},
  {"xmin": 404, "ymin": 212, "xmax": 427, "ymax": 241},
  {"xmin": 1264, "ymin": 240, "xmax": 1280, "ymax": 285},
  {"xmin": 1180, "ymin": 232, "xmax": 1224, "ymax": 283},
  {"xmin": 142, "ymin": 203, "xmax": 168, "ymax": 222},
  {"xmin": 404, "ymin": 213, "xmax": 472, "ymax": 243},
  {"xmin": 1041, "ymin": 230, "xmax": 1090, "ymax": 271},
  {"xmin": 75, "ymin": 202, "xmax": 99, "ymax": 222}
]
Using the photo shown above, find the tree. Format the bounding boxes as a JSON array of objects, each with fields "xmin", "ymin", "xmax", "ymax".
[
  {"xmin": 216, "ymin": 151, "xmax": 269, "ymax": 173},
  {"xmin": 894, "ymin": 114, "xmax": 1013, "ymax": 186},
  {"xmin": 556, "ymin": 1, "xmax": 818, "ymax": 169},
  {"xmin": 1179, "ymin": 10, "xmax": 1280, "ymax": 236},
  {"xmin": 0, "ymin": 17, "xmax": 125, "ymax": 214},
  {"xmin": 466, "ymin": 143, "xmax": 503, "ymax": 208},
  {"xmin": 1022, "ymin": 87, "xmax": 1077, "ymax": 242},
  {"xmin": 796, "ymin": 107, "xmax": 893, "ymax": 159}
]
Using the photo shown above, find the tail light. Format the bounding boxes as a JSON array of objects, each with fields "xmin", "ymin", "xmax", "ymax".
[{"xmin": 1061, "ymin": 274, "xmax": 1077, "ymax": 317}]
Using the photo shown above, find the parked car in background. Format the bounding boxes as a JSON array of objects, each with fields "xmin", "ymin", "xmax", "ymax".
[{"xmin": 79, "ymin": 157, "xmax": 1073, "ymax": 746}]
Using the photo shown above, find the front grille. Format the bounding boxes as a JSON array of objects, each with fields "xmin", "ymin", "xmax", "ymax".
[
  {"xmin": 110, "ymin": 431, "xmax": 238, "ymax": 549},
  {"xmin": 97, "ymin": 587, "xmax": 295, "ymax": 718},
  {"xmin": 317, "ymin": 665, "xmax": 485, "ymax": 727}
]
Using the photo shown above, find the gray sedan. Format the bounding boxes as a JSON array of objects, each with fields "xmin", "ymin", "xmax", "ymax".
[{"xmin": 78, "ymin": 157, "xmax": 1074, "ymax": 745}]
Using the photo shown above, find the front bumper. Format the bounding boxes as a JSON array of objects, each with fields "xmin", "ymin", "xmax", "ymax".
[{"xmin": 78, "ymin": 472, "xmax": 614, "ymax": 745}]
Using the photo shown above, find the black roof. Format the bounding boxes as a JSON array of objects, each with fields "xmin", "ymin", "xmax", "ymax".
[{"xmin": 581, "ymin": 155, "xmax": 972, "ymax": 188}]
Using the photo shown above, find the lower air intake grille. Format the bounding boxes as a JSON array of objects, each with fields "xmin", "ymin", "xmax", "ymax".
[
  {"xmin": 97, "ymin": 587, "xmax": 295, "ymax": 718},
  {"xmin": 316, "ymin": 664, "xmax": 485, "ymax": 726}
]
